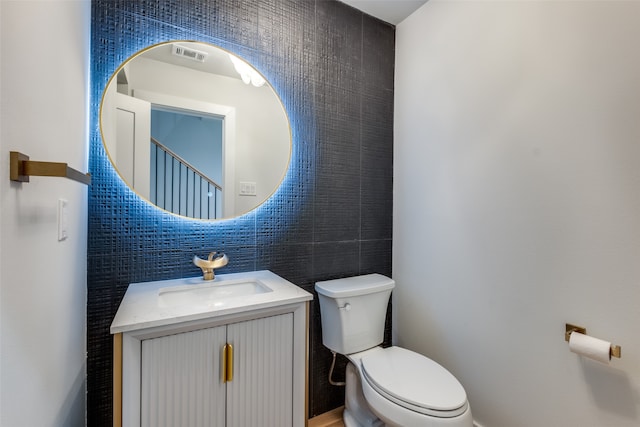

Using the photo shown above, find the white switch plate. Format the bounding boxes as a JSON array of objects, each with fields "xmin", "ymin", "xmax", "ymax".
[
  {"xmin": 58, "ymin": 198, "xmax": 68, "ymax": 241},
  {"xmin": 239, "ymin": 181, "xmax": 257, "ymax": 196}
]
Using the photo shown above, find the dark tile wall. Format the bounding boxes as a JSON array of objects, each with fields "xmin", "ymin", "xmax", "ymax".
[{"xmin": 88, "ymin": 0, "xmax": 394, "ymax": 425}]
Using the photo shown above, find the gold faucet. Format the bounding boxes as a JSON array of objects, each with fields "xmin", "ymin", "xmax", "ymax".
[{"xmin": 193, "ymin": 252, "xmax": 229, "ymax": 280}]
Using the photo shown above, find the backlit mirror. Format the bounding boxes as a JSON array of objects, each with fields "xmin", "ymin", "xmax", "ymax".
[{"xmin": 100, "ymin": 41, "xmax": 291, "ymax": 220}]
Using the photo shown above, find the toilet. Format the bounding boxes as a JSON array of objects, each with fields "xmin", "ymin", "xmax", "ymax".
[{"xmin": 315, "ymin": 274, "xmax": 473, "ymax": 427}]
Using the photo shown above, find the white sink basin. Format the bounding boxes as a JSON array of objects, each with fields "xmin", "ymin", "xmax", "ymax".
[{"xmin": 158, "ymin": 278, "xmax": 272, "ymax": 308}]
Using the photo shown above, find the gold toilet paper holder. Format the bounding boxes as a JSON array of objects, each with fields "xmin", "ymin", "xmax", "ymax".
[{"xmin": 565, "ymin": 323, "xmax": 621, "ymax": 358}]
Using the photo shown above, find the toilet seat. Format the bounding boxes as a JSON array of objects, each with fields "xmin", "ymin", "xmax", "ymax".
[{"xmin": 360, "ymin": 346, "xmax": 468, "ymax": 418}]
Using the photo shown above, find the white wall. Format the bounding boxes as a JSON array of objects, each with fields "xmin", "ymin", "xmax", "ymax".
[
  {"xmin": 394, "ymin": 2, "xmax": 640, "ymax": 426},
  {"xmin": 0, "ymin": 1, "xmax": 89, "ymax": 426}
]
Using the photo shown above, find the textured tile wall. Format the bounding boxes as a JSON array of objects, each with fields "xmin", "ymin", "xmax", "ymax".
[{"xmin": 89, "ymin": 0, "xmax": 394, "ymax": 424}]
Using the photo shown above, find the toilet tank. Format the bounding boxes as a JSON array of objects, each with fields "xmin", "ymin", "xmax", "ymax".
[{"xmin": 315, "ymin": 274, "xmax": 395, "ymax": 355}]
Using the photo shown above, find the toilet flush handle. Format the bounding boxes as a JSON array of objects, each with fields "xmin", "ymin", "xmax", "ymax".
[{"xmin": 340, "ymin": 302, "xmax": 352, "ymax": 311}]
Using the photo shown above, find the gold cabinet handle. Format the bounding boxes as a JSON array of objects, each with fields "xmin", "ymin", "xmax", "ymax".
[
  {"xmin": 222, "ymin": 344, "xmax": 228, "ymax": 382},
  {"xmin": 226, "ymin": 343, "xmax": 234, "ymax": 382},
  {"xmin": 222, "ymin": 343, "xmax": 234, "ymax": 383}
]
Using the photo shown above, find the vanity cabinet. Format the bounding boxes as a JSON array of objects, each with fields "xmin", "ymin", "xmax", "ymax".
[
  {"xmin": 113, "ymin": 302, "xmax": 308, "ymax": 427},
  {"xmin": 141, "ymin": 313, "xmax": 294, "ymax": 427},
  {"xmin": 110, "ymin": 270, "xmax": 312, "ymax": 427}
]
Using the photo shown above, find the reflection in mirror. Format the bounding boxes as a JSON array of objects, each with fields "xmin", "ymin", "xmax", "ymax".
[{"xmin": 100, "ymin": 41, "xmax": 291, "ymax": 220}]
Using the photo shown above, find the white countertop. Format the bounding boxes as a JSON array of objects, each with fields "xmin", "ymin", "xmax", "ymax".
[{"xmin": 110, "ymin": 270, "xmax": 313, "ymax": 334}]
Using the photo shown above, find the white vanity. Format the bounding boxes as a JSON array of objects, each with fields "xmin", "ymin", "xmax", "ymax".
[{"xmin": 110, "ymin": 270, "xmax": 313, "ymax": 427}]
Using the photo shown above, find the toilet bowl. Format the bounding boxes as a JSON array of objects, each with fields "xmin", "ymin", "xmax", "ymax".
[{"xmin": 315, "ymin": 274, "xmax": 472, "ymax": 427}]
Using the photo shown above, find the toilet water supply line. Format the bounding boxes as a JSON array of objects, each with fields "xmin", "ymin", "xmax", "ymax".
[{"xmin": 329, "ymin": 351, "xmax": 346, "ymax": 386}]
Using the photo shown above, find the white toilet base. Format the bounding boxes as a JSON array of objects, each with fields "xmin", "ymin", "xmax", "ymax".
[{"xmin": 344, "ymin": 362, "xmax": 384, "ymax": 427}]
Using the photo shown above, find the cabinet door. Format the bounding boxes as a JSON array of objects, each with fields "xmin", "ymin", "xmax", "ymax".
[
  {"xmin": 141, "ymin": 326, "xmax": 227, "ymax": 427},
  {"xmin": 226, "ymin": 313, "xmax": 294, "ymax": 427}
]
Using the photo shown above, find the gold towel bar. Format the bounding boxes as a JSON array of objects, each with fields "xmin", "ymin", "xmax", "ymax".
[
  {"xmin": 565, "ymin": 323, "xmax": 621, "ymax": 359},
  {"xmin": 9, "ymin": 151, "xmax": 90, "ymax": 185}
]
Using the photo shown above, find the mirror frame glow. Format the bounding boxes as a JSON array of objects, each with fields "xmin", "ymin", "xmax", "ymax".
[{"xmin": 99, "ymin": 41, "xmax": 292, "ymax": 220}]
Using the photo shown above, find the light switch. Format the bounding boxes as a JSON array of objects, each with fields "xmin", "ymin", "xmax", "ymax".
[
  {"xmin": 239, "ymin": 181, "xmax": 257, "ymax": 196},
  {"xmin": 58, "ymin": 198, "xmax": 68, "ymax": 241}
]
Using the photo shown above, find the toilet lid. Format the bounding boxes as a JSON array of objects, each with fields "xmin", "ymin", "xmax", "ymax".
[{"xmin": 361, "ymin": 346, "xmax": 468, "ymax": 417}]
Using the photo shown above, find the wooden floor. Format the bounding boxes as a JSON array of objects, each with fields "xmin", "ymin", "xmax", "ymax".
[{"xmin": 308, "ymin": 406, "xmax": 345, "ymax": 427}]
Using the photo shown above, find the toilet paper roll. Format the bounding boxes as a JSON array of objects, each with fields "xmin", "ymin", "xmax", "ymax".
[{"xmin": 569, "ymin": 332, "xmax": 611, "ymax": 364}]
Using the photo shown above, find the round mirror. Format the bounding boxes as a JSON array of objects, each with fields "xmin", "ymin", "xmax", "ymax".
[{"xmin": 100, "ymin": 41, "xmax": 291, "ymax": 220}]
